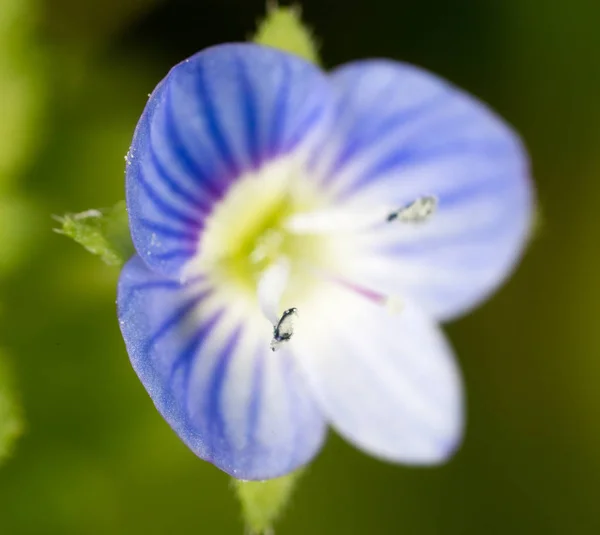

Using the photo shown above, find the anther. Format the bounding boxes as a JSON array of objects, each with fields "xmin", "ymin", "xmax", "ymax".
[
  {"xmin": 386, "ymin": 196, "xmax": 437, "ymax": 223},
  {"xmin": 270, "ymin": 307, "xmax": 298, "ymax": 351}
]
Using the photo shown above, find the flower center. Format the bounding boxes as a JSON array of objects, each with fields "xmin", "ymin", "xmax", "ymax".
[{"xmin": 183, "ymin": 157, "xmax": 340, "ymax": 313}]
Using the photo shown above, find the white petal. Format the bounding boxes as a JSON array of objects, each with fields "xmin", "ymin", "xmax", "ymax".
[{"xmin": 291, "ymin": 285, "xmax": 464, "ymax": 464}]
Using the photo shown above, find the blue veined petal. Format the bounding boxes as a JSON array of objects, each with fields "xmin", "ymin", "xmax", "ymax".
[
  {"xmin": 127, "ymin": 43, "xmax": 334, "ymax": 277},
  {"xmin": 118, "ymin": 256, "xmax": 327, "ymax": 479},
  {"xmin": 292, "ymin": 285, "xmax": 463, "ymax": 464},
  {"xmin": 318, "ymin": 60, "xmax": 532, "ymax": 320}
]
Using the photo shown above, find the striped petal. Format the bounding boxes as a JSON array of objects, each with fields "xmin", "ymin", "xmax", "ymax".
[
  {"xmin": 117, "ymin": 256, "xmax": 327, "ymax": 479},
  {"xmin": 292, "ymin": 285, "xmax": 463, "ymax": 464},
  {"xmin": 126, "ymin": 43, "xmax": 333, "ymax": 277},
  {"xmin": 315, "ymin": 60, "xmax": 532, "ymax": 320}
]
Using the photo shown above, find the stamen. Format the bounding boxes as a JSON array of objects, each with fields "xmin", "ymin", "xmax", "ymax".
[
  {"xmin": 257, "ymin": 261, "xmax": 290, "ymax": 325},
  {"xmin": 258, "ymin": 263, "xmax": 300, "ymax": 351},
  {"xmin": 285, "ymin": 195, "xmax": 437, "ymax": 235},
  {"xmin": 387, "ymin": 195, "xmax": 437, "ymax": 223},
  {"xmin": 270, "ymin": 307, "xmax": 298, "ymax": 352}
]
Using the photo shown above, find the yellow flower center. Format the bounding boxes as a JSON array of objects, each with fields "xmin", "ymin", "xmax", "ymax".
[{"xmin": 183, "ymin": 157, "xmax": 342, "ymax": 311}]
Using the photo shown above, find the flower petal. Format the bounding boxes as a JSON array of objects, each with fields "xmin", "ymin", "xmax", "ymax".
[
  {"xmin": 291, "ymin": 285, "xmax": 463, "ymax": 464},
  {"xmin": 126, "ymin": 43, "xmax": 333, "ymax": 277},
  {"xmin": 316, "ymin": 60, "xmax": 532, "ymax": 320},
  {"xmin": 118, "ymin": 256, "xmax": 327, "ymax": 479}
]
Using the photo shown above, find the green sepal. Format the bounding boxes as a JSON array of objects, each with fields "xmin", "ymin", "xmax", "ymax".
[
  {"xmin": 233, "ymin": 470, "xmax": 304, "ymax": 534},
  {"xmin": 252, "ymin": 4, "xmax": 321, "ymax": 65},
  {"xmin": 54, "ymin": 201, "xmax": 134, "ymax": 267}
]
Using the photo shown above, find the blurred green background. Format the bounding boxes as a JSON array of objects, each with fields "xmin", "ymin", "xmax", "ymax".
[{"xmin": 1, "ymin": 0, "xmax": 599, "ymax": 533}]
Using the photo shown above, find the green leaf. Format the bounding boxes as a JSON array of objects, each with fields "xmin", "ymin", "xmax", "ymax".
[
  {"xmin": 54, "ymin": 201, "xmax": 134, "ymax": 267},
  {"xmin": 252, "ymin": 4, "xmax": 321, "ymax": 65},
  {"xmin": 0, "ymin": 350, "xmax": 24, "ymax": 467},
  {"xmin": 233, "ymin": 470, "xmax": 304, "ymax": 534}
]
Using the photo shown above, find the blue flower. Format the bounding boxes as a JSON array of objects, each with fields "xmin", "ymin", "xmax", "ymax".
[{"xmin": 117, "ymin": 43, "xmax": 533, "ymax": 480}]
